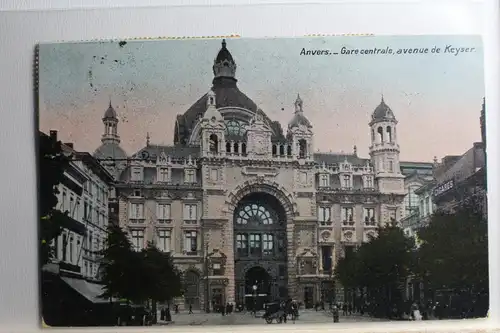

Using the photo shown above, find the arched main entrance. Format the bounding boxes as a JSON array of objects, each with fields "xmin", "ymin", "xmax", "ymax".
[
  {"xmin": 244, "ymin": 266, "xmax": 271, "ymax": 310},
  {"xmin": 233, "ymin": 192, "xmax": 288, "ymax": 307},
  {"xmin": 184, "ymin": 270, "xmax": 200, "ymax": 310}
]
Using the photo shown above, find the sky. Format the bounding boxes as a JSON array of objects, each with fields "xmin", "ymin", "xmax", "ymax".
[{"xmin": 38, "ymin": 35, "xmax": 485, "ymax": 162}]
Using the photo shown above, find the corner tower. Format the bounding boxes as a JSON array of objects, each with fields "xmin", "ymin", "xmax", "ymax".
[
  {"xmin": 368, "ymin": 96, "xmax": 404, "ymax": 193},
  {"xmin": 287, "ymin": 94, "xmax": 314, "ymax": 160}
]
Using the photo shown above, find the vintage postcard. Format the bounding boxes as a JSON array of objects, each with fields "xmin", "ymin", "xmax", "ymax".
[{"xmin": 37, "ymin": 36, "xmax": 487, "ymax": 327}]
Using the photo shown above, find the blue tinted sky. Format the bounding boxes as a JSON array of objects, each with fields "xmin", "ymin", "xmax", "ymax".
[{"xmin": 38, "ymin": 35, "xmax": 484, "ymax": 161}]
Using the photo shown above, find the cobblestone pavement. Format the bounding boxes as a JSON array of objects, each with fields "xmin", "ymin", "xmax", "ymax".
[{"xmin": 157, "ymin": 309, "xmax": 385, "ymax": 326}]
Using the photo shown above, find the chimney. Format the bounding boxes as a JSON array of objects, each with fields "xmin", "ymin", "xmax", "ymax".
[
  {"xmin": 64, "ymin": 143, "xmax": 74, "ymax": 149},
  {"xmin": 49, "ymin": 130, "xmax": 58, "ymax": 141}
]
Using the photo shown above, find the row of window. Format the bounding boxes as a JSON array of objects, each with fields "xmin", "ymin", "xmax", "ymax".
[
  {"xmin": 83, "ymin": 179, "xmax": 108, "ymax": 204},
  {"xmin": 129, "ymin": 203, "xmax": 197, "ymax": 221},
  {"xmin": 131, "ymin": 166, "xmax": 197, "ymax": 184},
  {"xmin": 82, "ymin": 259, "xmax": 97, "ymax": 279},
  {"xmin": 60, "ymin": 187, "xmax": 108, "ymax": 228},
  {"xmin": 129, "ymin": 229, "xmax": 198, "ymax": 254},
  {"xmin": 235, "ymin": 233, "xmax": 286, "ymax": 256},
  {"xmin": 318, "ymin": 207, "xmax": 377, "ymax": 224},
  {"xmin": 318, "ymin": 174, "xmax": 374, "ymax": 189}
]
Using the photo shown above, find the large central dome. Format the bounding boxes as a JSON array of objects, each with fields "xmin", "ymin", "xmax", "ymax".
[{"xmin": 174, "ymin": 40, "xmax": 284, "ymax": 145}]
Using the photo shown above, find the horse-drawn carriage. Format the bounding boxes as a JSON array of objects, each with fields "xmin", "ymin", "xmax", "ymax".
[
  {"xmin": 262, "ymin": 301, "xmax": 299, "ymax": 324},
  {"xmin": 263, "ymin": 302, "xmax": 286, "ymax": 324}
]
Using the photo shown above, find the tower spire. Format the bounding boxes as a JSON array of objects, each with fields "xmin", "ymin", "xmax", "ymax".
[
  {"xmin": 101, "ymin": 100, "xmax": 120, "ymax": 144},
  {"xmin": 294, "ymin": 93, "xmax": 303, "ymax": 113}
]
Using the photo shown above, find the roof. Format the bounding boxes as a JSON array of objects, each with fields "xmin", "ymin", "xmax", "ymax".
[
  {"xmin": 74, "ymin": 151, "xmax": 115, "ymax": 183},
  {"xmin": 313, "ymin": 152, "xmax": 368, "ymax": 166},
  {"xmin": 132, "ymin": 144, "xmax": 200, "ymax": 161},
  {"xmin": 93, "ymin": 142, "xmax": 128, "ymax": 160},
  {"xmin": 435, "ymin": 143, "xmax": 485, "ymax": 184},
  {"xmin": 173, "ymin": 78, "xmax": 285, "ymax": 144},
  {"xmin": 103, "ymin": 102, "xmax": 117, "ymax": 119},
  {"xmin": 371, "ymin": 96, "xmax": 396, "ymax": 123},
  {"xmin": 215, "ymin": 39, "xmax": 234, "ymax": 63}
]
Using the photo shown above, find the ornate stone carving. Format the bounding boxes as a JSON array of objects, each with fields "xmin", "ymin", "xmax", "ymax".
[
  {"xmin": 253, "ymin": 133, "xmax": 269, "ymax": 155},
  {"xmin": 224, "ymin": 178, "xmax": 298, "ymax": 219}
]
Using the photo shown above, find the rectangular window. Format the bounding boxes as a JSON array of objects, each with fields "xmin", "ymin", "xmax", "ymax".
[
  {"xmin": 183, "ymin": 204, "xmax": 197, "ymax": 222},
  {"xmin": 62, "ymin": 234, "xmax": 68, "ymax": 261},
  {"xmin": 184, "ymin": 231, "xmax": 198, "ymax": 254},
  {"xmin": 69, "ymin": 195, "xmax": 75, "ymax": 216},
  {"xmin": 319, "ymin": 174, "xmax": 329, "ymax": 187},
  {"xmin": 263, "ymin": 234, "xmax": 274, "ymax": 255},
  {"xmin": 131, "ymin": 167, "xmax": 144, "ymax": 181},
  {"xmin": 88, "ymin": 231, "xmax": 93, "ymax": 255},
  {"xmin": 158, "ymin": 168, "xmax": 169, "ymax": 182},
  {"xmin": 157, "ymin": 230, "xmax": 171, "ymax": 252},
  {"xmin": 365, "ymin": 176, "xmax": 374, "ymax": 188},
  {"xmin": 210, "ymin": 169, "xmax": 219, "ymax": 181},
  {"xmin": 131, "ymin": 229, "xmax": 144, "ymax": 251},
  {"xmin": 389, "ymin": 209, "xmax": 397, "ymax": 222},
  {"xmin": 388, "ymin": 160, "xmax": 394, "ymax": 173},
  {"xmin": 157, "ymin": 203, "xmax": 171, "ymax": 222},
  {"xmin": 95, "ymin": 236, "xmax": 100, "ymax": 253},
  {"xmin": 212, "ymin": 263, "xmax": 222, "ymax": 275},
  {"xmin": 249, "ymin": 234, "xmax": 262, "ymax": 256},
  {"xmin": 236, "ymin": 234, "xmax": 248, "ymax": 257},
  {"xmin": 84, "ymin": 202, "xmax": 89, "ymax": 220},
  {"xmin": 129, "ymin": 203, "xmax": 144, "ymax": 221},
  {"xmin": 318, "ymin": 206, "xmax": 331, "ymax": 225},
  {"xmin": 61, "ymin": 190, "xmax": 67, "ymax": 212},
  {"xmin": 185, "ymin": 169, "xmax": 196, "ymax": 183},
  {"xmin": 68, "ymin": 235, "xmax": 74, "ymax": 264},
  {"xmin": 363, "ymin": 208, "xmax": 376, "ymax": 223},
  {"xmin": 342, "ymin": 175, "xmax": 351, "ymax": 189},
  {"xmin": 88, "ymin": 204, "xmax": 93, "ymax": 222},
  {"xmin": 321, "ymin": 246, "xmax": 333, "ymax": 273},
  {"xmin": 342, "ymin": 207, "xmax": 354, "ymax": 222},
  {"xmin": 277, "ymin": 235, "xmax": 285, "ymax": 254}
]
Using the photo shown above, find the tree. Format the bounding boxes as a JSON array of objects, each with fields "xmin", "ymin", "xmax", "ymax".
[
  {"xmin": 99, "ymin": 224, "xmax": 145, "ymax": 303},
  {"xmin": 141, "ymin": 242, "xmax": 183, "ymax": 323},
  {"xmin": 39, "ymin": 132, "xmax": 71, "ymax": 266},
  {"xmin": 334, "ymin": 222, "xmax": 415, "ymax": 317},
  {"xmin": 417, "ymin": 197, "xmax": 488, "ymax": 295}
]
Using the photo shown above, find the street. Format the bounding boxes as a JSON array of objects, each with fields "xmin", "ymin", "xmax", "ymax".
[{"xmin": 157, "ymin": 309, "xmax": 385, "ymax": 326}]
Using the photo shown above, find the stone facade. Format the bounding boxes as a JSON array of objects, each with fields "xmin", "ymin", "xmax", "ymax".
[
  {"xmin": 93, "ymin": 39, "xmax": 431, "ymax": 310},
  {"xmin": 45, "ymin": 130, "xmax": 114, "ymax": 280}
]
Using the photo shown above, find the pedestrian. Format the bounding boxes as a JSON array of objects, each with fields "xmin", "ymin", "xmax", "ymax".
[
  {"xmin": 188, "ymin": 303, "xmax": 193, "ymax": 314},
  {"xmin": 348, "ymin": 303, "xmax": 352, "ymax": 315},
  {"xmin": 160, "ymin": 308, "xmax": 165, "ymax": 321},
  {"xmin": 333, "ymin": 305, "xmax": 340, "ymax": 323}
]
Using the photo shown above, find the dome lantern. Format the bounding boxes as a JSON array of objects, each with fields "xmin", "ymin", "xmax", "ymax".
[
  {"xmin": 212, "ymin": 39, "xmax": 237, "ymax": 80},
  {"xmin": 288, "ymin": 94, "xmax": 312, "ymax": 129}
]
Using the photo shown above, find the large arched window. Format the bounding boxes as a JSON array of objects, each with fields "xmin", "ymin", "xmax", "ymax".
[
  {"xmin": 225, "ymin": 119, "xmax": 247, "ymax": 137},
  {"xmin": 236, "ymin": 203, "xmax": 274, "ymax": 225}
]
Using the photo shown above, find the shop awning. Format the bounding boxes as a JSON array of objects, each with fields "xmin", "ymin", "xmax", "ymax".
[{"xmin": 61, "ymin": 276, "xmax": 113, "ymax": 304}]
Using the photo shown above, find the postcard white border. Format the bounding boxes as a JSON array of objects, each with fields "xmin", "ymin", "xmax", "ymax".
[{"xmin": 0, "ymin": 1, "xmax": 498, "ymax": 332}]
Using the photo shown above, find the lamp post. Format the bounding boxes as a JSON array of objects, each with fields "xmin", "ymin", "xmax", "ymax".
[
  {"xmin": 252, "ymin": 283, "xmax": 258, "ymax": 317},
  {"xmin": 204, "ymin": 243, "xmax": 210, "ymax": 313}
]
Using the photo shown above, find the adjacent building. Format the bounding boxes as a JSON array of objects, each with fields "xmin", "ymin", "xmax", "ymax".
[
  {"xmin": 44, "ymin": 130, "xmax": 114, "ymax": 282},
  {"xmin": 92, "ymin": 39, "xmax": 433, "ymax": 310}
]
